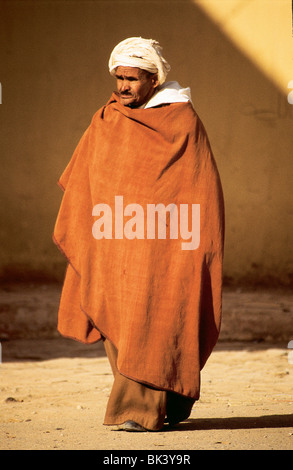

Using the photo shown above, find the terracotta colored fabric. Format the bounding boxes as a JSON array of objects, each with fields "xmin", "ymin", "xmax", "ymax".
[
  {"xmin": 103, "ymin": 338, "xmax": 167, "ymax": 430},
  {"xmin": 103, "ymin": 338, "xmax": 195, "ymax": 430},
  {"xmin": 53, "ymin": 92, "xmax": 224, "ymax": 400}
]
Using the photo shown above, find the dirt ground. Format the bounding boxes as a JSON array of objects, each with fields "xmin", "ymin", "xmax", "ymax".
[{"xmin": 0, "ymin": 285, "xmax": 293, "ymax": 451}]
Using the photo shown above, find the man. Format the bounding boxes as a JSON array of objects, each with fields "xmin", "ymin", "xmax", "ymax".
[{"xmin": 53, "ymin": 37, "xmax": 225, "ymax": 432}]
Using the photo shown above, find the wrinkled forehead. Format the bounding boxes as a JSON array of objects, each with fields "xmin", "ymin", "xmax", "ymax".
[{"xmin": 114, "ymin": 66, "xmax": 151, "ymax": 79}]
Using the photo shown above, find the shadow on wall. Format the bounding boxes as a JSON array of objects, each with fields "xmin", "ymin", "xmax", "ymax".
[{"xmin": 0, "ymin": 0, "xmax": 292, "ymax": 287}]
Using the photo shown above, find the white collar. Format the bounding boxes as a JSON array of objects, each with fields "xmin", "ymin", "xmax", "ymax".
[{"xmin": 142, "ymin": 81, "xmax": 192, "ymax": 109}]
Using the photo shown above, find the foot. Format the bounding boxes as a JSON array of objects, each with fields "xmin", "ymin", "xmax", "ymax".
[
  {"xmin": 119, "ymin": 420, "xmax": 147, "ymax": 432},
  {"xmin": 165, "ymin": 415, "xmax": 189, "ymax": 427}
]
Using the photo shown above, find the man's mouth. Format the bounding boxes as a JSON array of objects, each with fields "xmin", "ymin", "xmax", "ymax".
[{"xmin": 120, "ymin": 93, "xmax": 133, "ymax": 99}]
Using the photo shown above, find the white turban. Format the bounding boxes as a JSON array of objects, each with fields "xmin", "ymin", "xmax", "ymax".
[{"xmin": 108, "ymin": 37, "xmax": 171, "ymax": 85}]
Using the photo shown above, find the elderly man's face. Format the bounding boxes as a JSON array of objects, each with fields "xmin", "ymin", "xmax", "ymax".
[{"xmin": 115, "ymin": 66, "xmax": 159, "ymax": 108}]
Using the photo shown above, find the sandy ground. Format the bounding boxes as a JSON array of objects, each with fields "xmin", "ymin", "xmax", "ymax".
[
  {"xmin": 0, "ymin": 284, "xmax": 293, "ymax": 451},
  {"xmin": 1, "ymin": 338, "xmax": 292, "ymax": 451}
]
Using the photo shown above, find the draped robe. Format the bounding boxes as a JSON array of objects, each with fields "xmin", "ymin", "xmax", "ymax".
[{"xmin": 53, "ymin": 93, "xmax": 225, "ymax": 400}]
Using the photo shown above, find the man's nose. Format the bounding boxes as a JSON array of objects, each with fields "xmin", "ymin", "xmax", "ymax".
[{"xmin": 121, "ymin": 80, "xmax": 130, "ymax": 91}]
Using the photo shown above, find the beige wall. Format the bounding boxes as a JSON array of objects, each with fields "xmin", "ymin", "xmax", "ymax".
[{"xmin": 0, "ymin": 0, "xmax": 292, "ymax": 286}]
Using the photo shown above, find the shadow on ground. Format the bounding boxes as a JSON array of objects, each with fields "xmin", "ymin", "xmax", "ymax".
[
  {"xmin": 176, "ymin": 414, "xmax": 293, "ymax": 431},
  {"xmin": 1, "ymin": 337, "xmax": 289, "ymax": 363}
]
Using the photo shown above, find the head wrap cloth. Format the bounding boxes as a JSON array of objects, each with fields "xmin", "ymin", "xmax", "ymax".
[{"xmin": 109, "ymin": 37, "xmax": 171, "ymax": 85}]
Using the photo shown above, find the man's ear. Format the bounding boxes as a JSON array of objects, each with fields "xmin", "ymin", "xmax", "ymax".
[{"xmin": 152, "ymin": 74, "xmax": 159, "ymax": 89}]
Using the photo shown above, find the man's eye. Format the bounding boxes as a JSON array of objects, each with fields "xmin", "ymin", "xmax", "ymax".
[{"xmin": 116, "ymin": 76, "xmax": 138, "ymax": 83}]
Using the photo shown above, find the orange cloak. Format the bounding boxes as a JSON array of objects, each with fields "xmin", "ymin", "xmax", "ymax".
[{"xmin": 53, "ymin": 93, "xmax": 224, "ymax": 399}]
